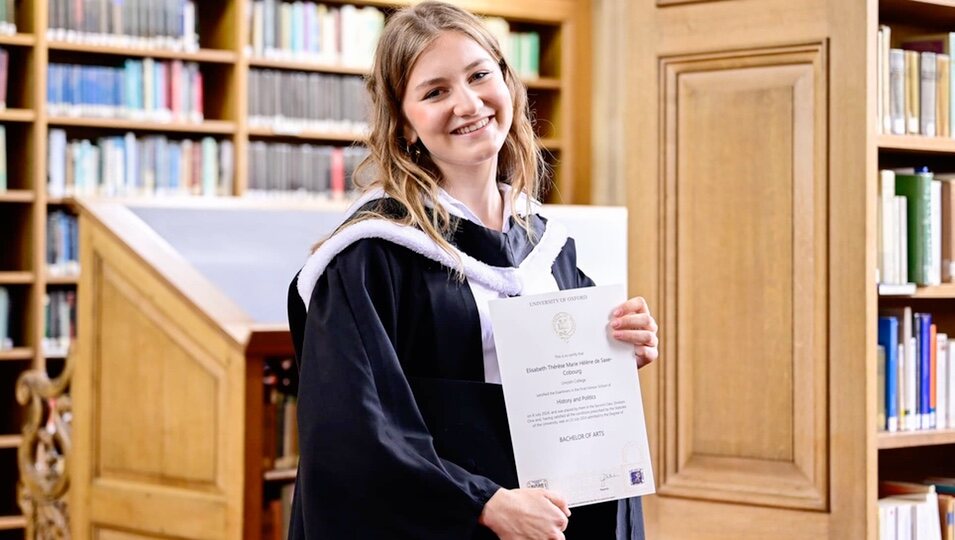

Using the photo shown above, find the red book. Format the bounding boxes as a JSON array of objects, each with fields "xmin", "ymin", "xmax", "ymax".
[
  {"xmin": 170, "ymin": 60, "xmax": 183, "ymax": 119},
  {"xmin": 0, "ymin": 49, "xmax": 9, "ymax": 108},
  {"xmin": 932, "ymin": 323, "xmax": 938, "ymax": 423},
  {"xmin": 330, "ymin": 147, "xmax": 345, "ymax": 196},
  {"xmin": 194, "ymin": 70, "xmax": 204, "ymax": 120}
]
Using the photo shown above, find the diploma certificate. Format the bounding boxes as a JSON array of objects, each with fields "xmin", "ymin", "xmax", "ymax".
[{"xmin": 488, "ymin": 284, "xmax": 655, "ymax": 506}]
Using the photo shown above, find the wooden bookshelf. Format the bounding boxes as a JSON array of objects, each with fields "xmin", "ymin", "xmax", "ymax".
[
  {"xmin": 0, "ymin": 271, "xmax": 33, "ymax": 285},
  {"xmin": 263, "ymin": 468, "xmax": 297, "ymax": 482},
  {"xmin": 46, "ymin": 117, "xmax": 237, "ymax": 134},
  {"xmin": 0, "ymin": 33, "xmax": 35, "ymax": 47},
  {"xmin": 0, "ymin": 108, "xmax": 35, "ymax": 122},
  {"xmin": 247, "ymin": 56, "xmax": 368, "ymax": 75},
  {"xmin": 0, "ymin": 435, "xmax": 21, "ymax": 449},
  {"xmin": 878, "ymin": 429, "xmax": 955, "ymax": 449},
  {"xmin": 48, "ymin": 41, "xmax": 238, "ymax": 63},
  {"xmin": 0, "ymin": 516, "xmax": 26, "ymax": 530},
  {"xmin": 524, "ymin": 76, "xmax": 561, "ymax": 90},
  {"xmin": 878, "ymin": 134, "xmax": 955, "ymax": 153},
  {"xmin": 45, "ymin": 274, "xmax": 78, "ymax": 285},
  {"xmin": 0, "ymin": 189, "xmax": 34, "ymax": 203},
  {"xmin": 880, "ymin": 0, "xmax": 955, "ymax": 25},
  {"xmin": 0, "ymin": 348, "xmax": 33, "ymax": 361},
  {"xmin": 247, "ymin": 125, "xmax": 364, "ymax": 142}
]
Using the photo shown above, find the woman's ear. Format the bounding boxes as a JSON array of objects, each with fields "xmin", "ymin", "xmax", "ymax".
[{"xmin": 403, "ymin": 126, "xmax": 418, "ymax": 144}]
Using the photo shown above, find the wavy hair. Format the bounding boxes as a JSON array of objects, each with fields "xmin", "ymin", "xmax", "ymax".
[{"xmin": 333, "ymin": 0, "xmax": 544, "ymax": 258}]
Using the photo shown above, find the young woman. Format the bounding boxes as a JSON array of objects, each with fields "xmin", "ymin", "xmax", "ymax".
[{"xmin": 287, "ymin": 2, "xmax": 658, "ymax": 538}]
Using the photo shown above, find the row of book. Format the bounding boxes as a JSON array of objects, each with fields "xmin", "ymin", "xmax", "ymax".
[
  {"xmin": 483, "ymin": 18, "xmax": 543, "ymax": 80},
  {"xmin": 878, "ymin": 307, "xmax": 955, "ymax": 433},
  {"xmin": 47, "ymin": 60, "xmax": 205, "ymax": 123},
  {"xmin": 247, "ymin": 141, "xmax": 366, "ymax": 197},
  {"xmin": 0, "ymin": 286, "xmax": 10, "ymax": 350},
  {"xmin": 47, "ymin": 211, "xmax": 79, "ymax": 278},
  {"xmin": 47, "ymin": 129, "xmax": 234, "ymax": 197},
  {"xmin": 877, "ymin": 26, "xmax": 955, "ymax": 138},
  {"xmin": 48, "ymin": 0, "xmax": 199, "ymax": 52},
  {"xmin": 877, "ymin": 168, "xmax": 955, "ymax": 287},
  {"xmin": 245, "ymin": 3, "xmax": 544, "ymax": 78},
  {"xmin": 879, "ymin": 480, "xmax": 955, "ymax": 540},
  {"xmin": 248, "ymin": 70, "xmax": 368, "ymax": 135},
  {"xmin": 43, "ymin": 290, "xmax": 75, "ymax": 358},
  {"xmin": 248, "ymin": 1, "xmax": 384, "ymax": 70}
]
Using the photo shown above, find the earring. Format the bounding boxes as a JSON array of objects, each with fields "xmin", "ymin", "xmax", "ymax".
[{"xmin": 405, "ymin": 140, "xmax": 422, "ymax": 159}]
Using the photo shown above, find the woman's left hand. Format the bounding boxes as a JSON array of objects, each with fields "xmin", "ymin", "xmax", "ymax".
[{"xmin": 610, "ymin": 297, "xmax": 658, "ymax": 369}]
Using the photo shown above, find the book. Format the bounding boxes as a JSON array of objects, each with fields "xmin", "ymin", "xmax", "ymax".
[
  {"xmin": 0, "ymin": 286, "xmax": 9, "ymax": 349},
  {"xmin": 896, "ymin": 170, "xmax": 935, "ymax": 285},
  {"xmin": 880, "ymin": 316, "xmax": 901, "ymax": 431},
  {"xmin": 939, "ymin": 55, "xmax": 951, "ymax": 137},
  {"xmin": 922, "ymin": 52, "xmax": 938, "ymax": 137},
  {"xmin": 906, "ymin": 50, "xmax": 921, "ymax": 134},
  {"xmin": 891, "ymin": 48, "xmax": 906, "ymax": 135},
  {"xmin": 938, "ymin": 333, "xmax": 949, "ymax": 430}
]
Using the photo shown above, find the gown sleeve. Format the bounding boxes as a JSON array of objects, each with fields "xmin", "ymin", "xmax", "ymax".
[{"xmin": 289, "ymin": 239, "xmax": 501, "ymax": 539}]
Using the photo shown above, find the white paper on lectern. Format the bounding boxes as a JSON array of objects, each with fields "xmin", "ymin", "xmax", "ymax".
[{"xmin": 488, "ymin": 284, "xmax": 655, "ymax": 507}]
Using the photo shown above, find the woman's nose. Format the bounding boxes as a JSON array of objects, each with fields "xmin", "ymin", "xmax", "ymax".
[{"xmin": 452, "ymin": 87, "xmax": 482, "ymax": 117}]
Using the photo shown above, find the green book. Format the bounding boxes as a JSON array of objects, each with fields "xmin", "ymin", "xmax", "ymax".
[
  {"xmin": 526, "ymin": 32, "xmax": 540, "ymax": 79},
  {"xmin": 896, "ymin": 170, "xmax": 934, "ymax": 284}
]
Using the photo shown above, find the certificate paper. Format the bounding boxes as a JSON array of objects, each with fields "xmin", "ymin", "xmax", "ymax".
[{"xmin": 488, "ymin": 284, "xmax": 655, "ymax": 506}]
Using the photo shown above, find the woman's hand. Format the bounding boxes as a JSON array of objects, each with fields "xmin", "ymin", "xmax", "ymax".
[
  {"xmin": 478, "ymin": 488, "xmax": 571, "ymax": 539},
  {"xmin": 610, "ymin": 296, "xmax": 659, "ymax": 368}
]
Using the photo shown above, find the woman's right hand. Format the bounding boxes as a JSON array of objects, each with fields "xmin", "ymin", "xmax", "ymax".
[{"xmin": 478, "ymin": 488, "xmax": 571, "ymax": 539}]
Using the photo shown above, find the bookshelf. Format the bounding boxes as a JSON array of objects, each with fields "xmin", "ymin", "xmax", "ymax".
[{"xmin": 0, "ymin": 0, "xmax": 593, "ymax": 536}]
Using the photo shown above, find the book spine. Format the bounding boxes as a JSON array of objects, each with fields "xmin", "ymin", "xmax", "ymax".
[{"xmin": 922, "ymin": 51, "xmax": 938, "ymax": 137}]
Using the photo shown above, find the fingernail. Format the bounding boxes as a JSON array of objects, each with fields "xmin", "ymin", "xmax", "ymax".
[
  {"xmin": 611, "ymin": 319, "xmax": 621, "ymax": 329},
  {"xmin": 613, "ymin": 308, "xmax": 622, "ymax": 317}
]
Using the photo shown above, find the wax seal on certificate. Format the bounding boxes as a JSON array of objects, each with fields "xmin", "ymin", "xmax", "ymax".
[{"xmin": 552, "ymin": 312, "xmax": 576, "ymax": 341}]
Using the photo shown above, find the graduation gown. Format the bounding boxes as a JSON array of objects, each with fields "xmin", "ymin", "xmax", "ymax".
[{"xmin": 287, "ymin": 197, "xmax": 644, "ymax": 539}]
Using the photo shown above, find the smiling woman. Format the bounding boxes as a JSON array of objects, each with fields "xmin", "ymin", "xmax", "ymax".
[
  {"xmin": 401, "ymin": 31, "xmax": 515, "ymax": 190},
  {"xmin": 286, "ymin": 2, "xmax": 655, "ymax": 539}
]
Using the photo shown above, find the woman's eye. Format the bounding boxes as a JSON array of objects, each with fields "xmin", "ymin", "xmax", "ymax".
[
  {"xmin": 471, "ymin": 71, "xmax": 491, "ymax": 82},
  {"xmin": 424, "ymin": 89, "xmax": 441, "ymax": 100}
]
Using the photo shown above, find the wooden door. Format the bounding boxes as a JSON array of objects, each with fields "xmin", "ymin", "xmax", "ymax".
[{"xmin": 626, "ymin": 0, "xmax": 874, "ymax": 538}]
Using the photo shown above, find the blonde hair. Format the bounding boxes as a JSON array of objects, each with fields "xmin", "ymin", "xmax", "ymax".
[{"xmin": 331, "ymin": 0, "xmax": 544, "ymax": 256}]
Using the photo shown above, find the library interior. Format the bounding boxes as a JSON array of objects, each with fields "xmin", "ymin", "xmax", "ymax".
[{"xmin": 2, "ymin": 0, "xmax": 955, "ymax": 538}]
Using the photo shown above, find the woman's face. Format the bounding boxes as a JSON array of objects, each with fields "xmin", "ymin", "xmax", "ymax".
[{"xmin": 401, "ymin": 31, "xmax": 513, "ymax": 172}]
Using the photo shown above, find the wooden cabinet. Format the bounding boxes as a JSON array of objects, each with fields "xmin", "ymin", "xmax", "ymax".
[{"xmin": 627, "ymin": 0, "xmax": 870, "ymax": 537}]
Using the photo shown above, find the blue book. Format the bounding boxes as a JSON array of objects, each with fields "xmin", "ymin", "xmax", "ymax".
[
  {"xmin": 879, "ymin": 316, "xmax": 900, "ymax": 431},
  {"xmin": 917, "ymin": 312, "xmax": 933, "ymax": 428}
]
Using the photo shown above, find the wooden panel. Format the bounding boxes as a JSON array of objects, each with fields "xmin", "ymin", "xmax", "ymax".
[
  {"xmin": 95, "ymin": 526, "xmax": 181, "ymax": 540},
  {"xmin": 95, "ymin": 262, "xmax": 222, "ymax": 486},
  {"xmin": 75, "ymin": 216, "xmax": 249, "ymax": 540},
  {"xmin": 89, "ymin": 480, "xmax": 228, "ymax": 540},
  {"xmin": 656, "ymin": 496, "xmax": 829, "ymax": 539},
  {"xmin": 661, "ymin": 44, "xmax": 828, "ymax": 510}
]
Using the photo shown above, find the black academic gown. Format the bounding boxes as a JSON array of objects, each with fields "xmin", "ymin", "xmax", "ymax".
[{"xmin": 287, "ymin": 199, "xmax": 645, "ymax": 539}]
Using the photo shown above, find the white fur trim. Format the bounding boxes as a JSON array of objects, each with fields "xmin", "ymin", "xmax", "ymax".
[{"xmin": 297, "ymin": 217, "xmax": 569, "ymax": 309}]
